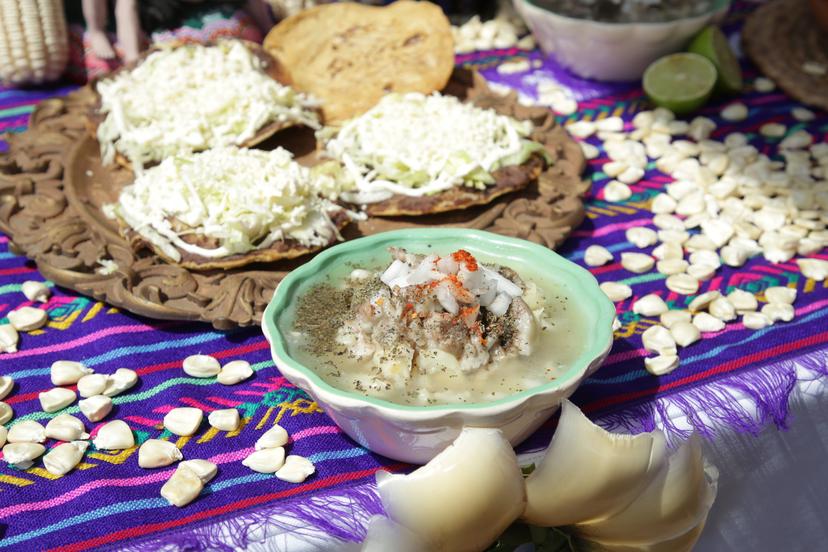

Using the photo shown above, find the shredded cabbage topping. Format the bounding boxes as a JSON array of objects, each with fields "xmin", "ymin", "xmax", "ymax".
[
  {"xmin": 104, "ymin": 147, "xmax": 352, "ymax": 261},
  {"xmin": 96, "ymin": 41, "xmax": 319, "ymax": 170},
  {"xmin": 321, "ymin": 92, "xmax": 548, "ymax": 204}
]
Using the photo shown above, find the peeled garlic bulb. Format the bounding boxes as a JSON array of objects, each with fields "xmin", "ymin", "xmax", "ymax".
[
  {"xmin": 523, "ymin": 401, "xmax": 666, "ymax": 528},
  {"xmin": 378, "ymin": 428, "xmax": 525, "ymax": 552},
  {"xmin": 585, "ymin": 519, "xmax": 707, "ymax": 552},
  {"xmin": 361, "ymin": 515, "xmax": 430, "ymax": 552}
]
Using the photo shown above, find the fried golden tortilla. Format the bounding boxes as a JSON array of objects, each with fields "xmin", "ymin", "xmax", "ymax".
[{"xmin": 263, "ymin": 1, "xmax": 454, "ymax": 123}]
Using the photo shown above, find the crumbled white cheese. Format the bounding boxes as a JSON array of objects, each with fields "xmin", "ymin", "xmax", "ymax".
[
  {"xmin": 323, "ymin": 93, "xmax": 540, "ymax": 204},
  {"xmin": 106, "ymin": 147, "xmax": 348, "ymax": 261},
  {"xmin": 96, "ymin": 41, "xmax": 319, "ymax": 170}
]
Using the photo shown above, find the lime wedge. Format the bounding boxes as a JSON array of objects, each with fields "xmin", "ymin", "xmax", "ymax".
[
  {"xmin": 688, "ymin": 26, "xmax": 743, "ymax": 95},
  {"xmin": 643, "ymin": 53, "xmax": 717, "ymax": 115}
]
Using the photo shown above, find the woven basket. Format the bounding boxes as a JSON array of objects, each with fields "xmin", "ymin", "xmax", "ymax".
[{"xmin": 0, "ymin": 0, "xmax": 69, "ymax": 85}]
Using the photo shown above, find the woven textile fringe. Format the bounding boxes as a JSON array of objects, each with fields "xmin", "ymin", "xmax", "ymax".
[
  {"xmin": 597, "ymin": 349, "xmax": 828, "ymax": 444},
  {"xmin": 119, "ymin": 484, "xmax": 384, "ymax": 551}
]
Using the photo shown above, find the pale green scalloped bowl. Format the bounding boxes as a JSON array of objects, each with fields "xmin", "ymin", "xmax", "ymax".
[{"xmin": 263, "ymin": 229, "xmax": 615, "ymax": 464}]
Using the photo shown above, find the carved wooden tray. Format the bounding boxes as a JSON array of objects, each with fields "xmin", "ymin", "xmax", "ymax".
[{"xmin": 0, "ymin": 72, "xmax": 588, "ymax": 330}]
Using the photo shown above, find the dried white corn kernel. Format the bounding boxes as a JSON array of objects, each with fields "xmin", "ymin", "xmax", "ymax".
[
  {"xmin": 567, "ymin": 121, "xmax": 595, "ymax": 138},
  {"xmin": 217, "ymin": 360, "xmax": 254, "ymax": 385},
  {"xmin": 642, "ymin": 325, "xmax": 676, "ymax": 355},
  {"xmin": 599, "ymin": 282, "xmax": 632, "ymax": 302},
  {"xmin": 693, "ymin": 312, "xmax": 726, "ymax": 333},
  {"xmin": 8, "ymin": 420, "xmax": 46, "ymax": 443},
  {"xmin": 93, "ymin": 420, "xmax": 134, "ymax": 450},
  {"xmin": 208, "ymin": 409, "xmax": 240, "ymax": 432},
  {"xmin": 797, "ymin": 258, "xmax": 828, "ymax": 281},
  {"xmin": 742, "ymin": 311, "xmax": 771, "ymax": 330},
  {"xmin": 596, "ymin": 116, "xmax": 624, "ymax": 132},
  {"xmin": 603, "ymin": 161, "xmax": 627, "ymax": 178},
  {"xmin": 584, "ymin": 245, "xmax": 613, "ymax": 267},
  {"xmin": 0, "ymin": 324, "xmax": 18, "ymax": 353},
  {"xmin": 760, "ymin": 123, "xmax": 786, "ymax": 138},
  {"xmin": 792, "ymin": 107, "xmax": 815, "ymax": 122},
  {"xmin": 161, "ymin": 465, "xmax": 204, "ymax": 507},
  {"xmin": 618, "ymin": 166, "xmax": 644, "ymax": 184},
  {"xmin": 644, "ymin": 354, "xmax": 679, "ymax": 376},
  {"xmin": 633, "ymin": 294, "xmax": 669, "ymax": 317},
  {"xmin": 183, "ymin": 355, "xmax": 221, "ymax": 378},
  {"xmin": 724, "ymin": 132, "xmax": 748, "ymax": 148},
  {"xmin": 21, "ymin": 281, "xmax": 50, "ymax": 302},
  {"xmin": 612, "ymin": 317, "xmax": 622, "ymax": 331},
  {"xmin": 625, "ymin": 227, "xmax": 657, "ymax": 249},
  {"xmin": 164, "ymin": 407, "xmax": 203, "ymax": 436},
  {"xmin": 727, "ymin": 289, "xmax": 758, "ymax": 313},
  {"xmin": 675, "ymin": 193, "xmax": 706, "ymax": 216},
  {"xmin": 39, "ymin": 388, "xmax": 76, "ymax": 413},
  {"xmin": 0, "ymin": 402, "xmax": 13, "ymax": 425},
  {"xmin": 43, "ymin": 441, "xmax": 88, "ymax": 476},
  {"xmin": 660, "ymin": 310, "xmax": 691, "ymax": 328},
  {"xmin": 103, "ymin": 368, "xmax": 138, "ymax": 397},
  {"xmin": 721, "ymin": 103, "xmax": 748, "ymax": 121},
  {"xmin": 690, "ymin": 250, "xmax": 721, "ymax": 268},
  {"xmin": 764, "ymin": 244, "xmax": 796, "ymax": 264},
  {"xmin": 761, "ymin": 303, "xmax": 794, "ymax": 323},
  {"xmin": 3, "ymin": 442, "xmax": 46, "ymax": 467},
  {"xmin": 78, "ymin": 374, "xmax": 110, "ymax": 398},
  {"xmin": 603, "ymin": 180, "xmax": 632, "ymax": 202},
  {"xmin": 709, "ymin": 297, "xmax": 737, "ymax": 321},
  {"xmin": 765, "ymin": 287, "xmax": 797, "ymax": 305},
  {"xmin": 656, "ymin": 259, "xmax": 689, "ymax": 276},
  {"xmin": 780, "ymin": 130, "xmax": 812, "ymax": 149},
  {"xmin": 657, "ymin": 229, "xmax": 689, "ymax": 244},
  {"xmin": 45, "ymin": 414, "xmax": 87, "ymax": 441},
  {"xmin": 650, "ymin": 193, "xmax": 677, "ymax": 214},
  {"xmin": 666, "ymin": 274, "xmax": 699, "ymax": 295},
  {"xmin": 0, "ymin": 426, "xmax": 6, "ymax": 448},
  {"xmin": 653, "ymin": 214, "xmax": 685, "ymax": 231},
  {"xmin": 139, "ymin": 439, "xmax": 183, "ymax": 468},
  {"xmin": 275, "ymin": 455, "xmax": 316, "ymax": 484},
  {"xmin": 51, "ymin": 361, "xmax": 93, "ymax": 386},
  {"xmin": 243, "ymin": 447, "xmax": 286, "ymax": 473},
  {"xmin": 754, "ymin": 77, "xmax": 775, "ymax": 92},
  {"xmin": 688, "ymin": 291, "xmax": 722, "ymax": 313},
  {"xmin": 652, "ymin": 242, "xmax": 684, "ymax": 261},
  {"xmin": 720, "ymin": 245, "xmax": 747, "ymax": 267},
  {"xmin": 179, "ymin": 459, "xmax": 218, "ymax": 484},
  {"xmin": 799, "ymin": 239, "xmax": 822, "ymax": 256},
  {"xmin": 256, "ymin": 424, "xmax": 289, "ymax": 450},
  {"xmin": 687, "ymin": 264, "xmax": 717, "ymax": 281},
  {"xmin": 670, "ymin": 321, "xmax": 701, "ymax": 347},
  {"xmin": 684, "ymin": 234, "xmax": 717, "ymax": 252},
  {"xmin": 688, "ymin": 116, "xmax": 715, "ymax": 141},
  {"xmin": 621, "ymin": 252, "xmax": 655, "ymax": 274},
  {"xmin": 580, "ymin": 142, "xmax": 600, "ymax": 160},
  {"xmin": 78, "ymin": 395, "xmax": 113, "ymax": 422},
  {"xmin": 8, "ymin": 307, "xmax": 48, "ymax": 332},
  {"xmin": 802, "ymin": 61, "xmax": 827, "ymax": 76},
  {"xmin": 0, "ymin": 376, "xmax": 13, "ymax": 400}
]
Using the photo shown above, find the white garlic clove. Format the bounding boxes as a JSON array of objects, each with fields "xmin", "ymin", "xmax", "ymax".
[
  {"xmin": 652, "ymin": 242, "xmax": 684, "ymax": 261},
  {"xmin": 742, "ymin": 311, "xmax": 772, "ymax": 330},
  {"xmin": 275, "ymin": 455, "xmax": 316, "ymax": 484},
  {"xmin": 208, "ymin": 409, "xmax": 240, "ymax": 432},
  {"xmin": 626, "ymin": 228, "xmax": 658, "ymax": 250},
  {"xmin": 8, "ymin": 307, "xmax": 48, "ymax": 331},
  {"xmin": 764, "ymin": 286, "xmax": 796, "ymax": 305},
  {"xmin": 632, "ymin": 295, "xmax": 669, "ymax": 317},
  {"xmin": 51, "ymin": 360, "xmax": 93, "ymax": 386},
  {"xmin": 0, "ymin": 324, "xmax": 19, "ymax": 353},
  {"xmin": 43, "ymin": 441, "xmax": 86, "ymax": 476},
  {"xmin": 255, "ymin": 424, "xmax": 289, "ymax": 450},
  {"xmin": 0, "ymin": 402, "xmax": 13, "ymax": 425},
  {"xmin": 687, "ymin": 291, "xmax": 721, "ymax": 313},
  {"xmin": 644, "ymin": 354, "xmax": 680, "ymax": 376},
  {"xmin": 641, "ymin": 325, "xmax": 677, "ymax": 356},
  {"xmin": 39, "ymin": 387, "xmax": 77, "ymax": 413},
  {"xmin": 709, "ymin": 297, "xmax": 737, "ymax": 322},
  {"xmin": 103, "ymin": 368, "xmax": 138, "ymax": 397},
  {"xmin": 21, "ymin": 281, "xmax": 50, "ymax": 303},
  {"xmin": 797, "ymin": 258, "xmax": 828, "ymax": 281},
  {"xmin": 217, "ymin": 360, "xmax": 254, "ymax": 385},
  {"xmin": 3, "ymin": 442, "xmax": 46, "ymax": 466},
  {"xmin": 164, "ymin": 407, "xmax": 203, "ymax": 436},
  {"xmin": 93, "ymin": 420, "xmax": 134, "ymax": 450},
  {"xmin": 179, "ymin": 459, "xmax": 218, "ymax": 484},
  {"xmin": 665, "ymin": 274, "xmax": 699, "ymax": 295},
  {"xmin": 692, "ymin": 312, "xmax": 726, "ymax": 333},
  {"xmin": 182, "ymin": 355, "xmax": 221, "ymax": 378},
  {"xmin": 600, "ymin": 282, "xmax": 633, "ymax": 303},
  {"xmin": 139, "ymin": 439, "xmax": 183, "ymax": 468},
  {"xmin": 660, "ymin": 310, "xmax": 691, "ymax": 329},
  {"xmin": 727, "ymin": 289, "xmax": 758, "ymax": 313},
  {"xmin": 243, "ymin": 447, "xmax": 286, "ymax": 473},
  {"xmin": 161, "ymin": 465, "xmax": 204, "ymax": 507},
  {"xmin": 621, "ymin": 252, "xmax": 655, "ymax": 274},
  {"xmin": 77, "ymin": 374, "xmax": 110, "ymax": 398},
  {"xmin": 0, "ymin": 376, "xmax": 13, "ymax": 400},
  {"xmin": 45, "ymin": 414, "xmax": 87, "ymax": 442},
  {"xmin": 761, "ymin": 303, "xmax": 794, "ymax": 323},
  {"xmin": 7, "ymin": 420, "xmax": 46, "ymax": 443},
  {"xmin": 656, "ymin": 259, "xmax": 689, "ymax": 276},
  {"xmin": 78, "ymin": 395, "xmax": 113, "ymax": 422},
  {"xmin": 604, "ymin": 180, "xmax": 632, "ymax": 202},
  {"xmin": 670, "ymin": 321, "xmax": 701, "ymax": 347},
  {"xmin": 584, "ymin": 245, "xmax": 614, "ymax": 267}
]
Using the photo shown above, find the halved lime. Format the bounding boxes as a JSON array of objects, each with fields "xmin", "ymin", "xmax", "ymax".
[
  {"xmin": 643, "ymin": 53, "xmax": 717, "ymax": 115},
  {"xmin": 688, "ymin": 26, "xmax": 743, "ymax": 95}
]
